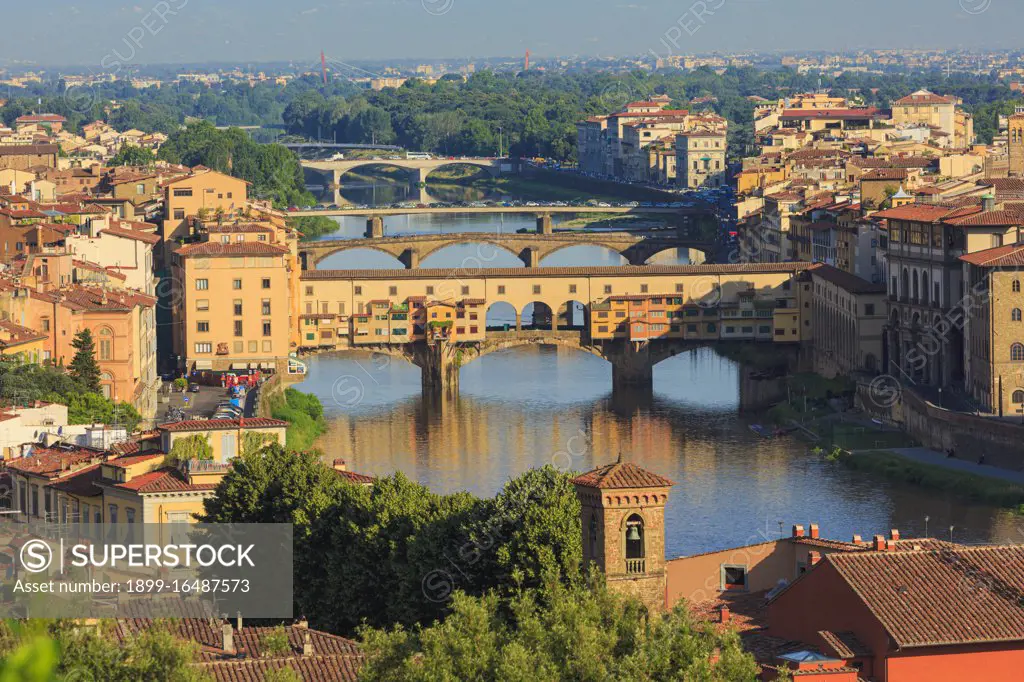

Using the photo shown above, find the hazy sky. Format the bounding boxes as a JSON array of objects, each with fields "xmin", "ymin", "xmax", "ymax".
[{"xmin": 3, "ymin": 0, "xmax": 1020, "ymax": 67}]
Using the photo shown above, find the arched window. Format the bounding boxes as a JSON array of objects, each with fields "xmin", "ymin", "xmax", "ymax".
[
  {"xmin": 921, "ymin": 272, "xmax": 929, "ymax": 305},
  {"xmin": 1013, "ymin": 343, "xmax": 1024, "ymax": 362},
  {"xmin": 1014, "ymin": 390, "xmax": 1024, "ymax": 404},
  {"xmin": 97, "ymin": 327, "xmax": 113, "ymax": 361},
  {"xmin": 99, "ymin": 372, "xmax": 114, "ymax": 400},
  {"xmin": 624, "ymin": 514, "xmax": 645, "ymax": 574},
  {"xmin": 1014, "ymin": 309, "xmax": 1023, "ymax": 322},
  {"xmin": 1014, "ymin": 280, "xmax": 1022, "ymax": 293},
  {"xmin": 912, "ymin": 270, "xmax": 919, "ymax": 303}
]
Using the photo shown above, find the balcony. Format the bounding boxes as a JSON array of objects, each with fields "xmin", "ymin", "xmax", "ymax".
[{"xmin": 625, "ymin": 558, "xmax": 646, "ymax": 575}]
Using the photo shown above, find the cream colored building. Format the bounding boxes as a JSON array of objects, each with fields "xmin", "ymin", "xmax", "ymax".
[
  {"xmin": 172, "ymin": 221, "xmax": 298, "ymax": 373},
  {"xmin": 675, "ymin": 131, "xmax": 727, "ymax": 189},
  {"xmin": 809, "ymin": 265, "xmax": 887, "ymax": 377}
]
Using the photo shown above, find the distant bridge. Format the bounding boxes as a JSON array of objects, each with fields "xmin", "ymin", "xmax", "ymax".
[
  {"xmin": 290, "ymin": 205, "xmax": 696, "ymax": 218},
  {"xmin": 303, "ymin": 157, "xmax": 504, "ymax": 186},
  {"xmin": 299, "ymin": 230, "xmax": 714, "ymax": 269}
]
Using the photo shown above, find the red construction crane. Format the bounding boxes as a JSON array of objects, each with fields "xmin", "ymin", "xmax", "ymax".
[
  {"xmin": 321, "ymin": 50, "xmax": 328, "ymax": 86},
  {"xmin": 524, "ymin": 50, "xmax": 530, "ymax": 72}
]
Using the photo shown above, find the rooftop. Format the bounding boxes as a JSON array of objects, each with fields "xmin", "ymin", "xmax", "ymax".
[
  {"xmin": 302, "ymin": 263, "xmax": 812, "ymax": 281},
  {"xmin": 159, "ymin": 417, "xmax": 289, "ymax": 432},
  {"xmin": 572, "ymin": 458, "xmax": 674, "ymax": 490}
]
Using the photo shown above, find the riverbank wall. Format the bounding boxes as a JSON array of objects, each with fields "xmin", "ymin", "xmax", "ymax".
[{"xmin": 856, "ymin": 380, "xmax": 1024, "ymax": 469}]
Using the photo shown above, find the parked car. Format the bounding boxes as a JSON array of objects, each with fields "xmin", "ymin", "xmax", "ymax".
[{"xmin": 188, "ymin": 383, "xmax": 200, "ymax": 393}]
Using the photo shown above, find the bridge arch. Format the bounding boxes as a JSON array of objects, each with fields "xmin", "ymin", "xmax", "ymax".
[
  {"xmin": 521, "ymin": 301, "xmax": 555, "ymax": 330},
  {"xmin": 641, "ymin": 245, "xmax": 708, "ymax": 265},
  {"xmin": 557, "ymin": 299, "xmax": 588, "ymax": 330},
  {"xmin": 422, "ymin": 161, "xmax": 500, "ymax": 182},
  {"xmin": 539, "ymin": 243, "xmax": 629, "ymax": 267},
  {"xmin": 312, "ymin": 245, "xmax": 405, "ymax": 270},
  {"xmin": 485, "ymin": 301, "xmax": 519, "ymax": 330},
  {"xmin": 417, "ymin": 239, "xmax": 527, "ymax": 268},
  {"xmin": 333, "ymin": 162, "xmax": 420, "ymax": 185}
]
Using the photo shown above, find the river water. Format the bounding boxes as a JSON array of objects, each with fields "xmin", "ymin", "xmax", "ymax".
[{"xmin": 297, "ymin": 180, "xmax": 1024, "ymax": 557}]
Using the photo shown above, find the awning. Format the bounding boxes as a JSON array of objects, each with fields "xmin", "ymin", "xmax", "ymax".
[
  {"xmin": 194, "ymin": 360, "xmax": 213, "ymax": 370},
  {"xmin": 259, "ymin": 362, "xmax": 273, "ymax": 369},
  {"xmin": 230, "ymin": 362, "xmax": 248, "ymax": 370}
]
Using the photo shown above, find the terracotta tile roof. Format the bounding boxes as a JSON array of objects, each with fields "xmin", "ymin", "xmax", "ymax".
[
  {"xmin": 159, "ymin": 417, "xmax": 289, "ymax": 432},
  {"xmin": 959, "ymin": 244, "xmax": 1024, "ymax": 268},
  {"xmin": 111, "ymin": 467, "xmax": 219, "ymax": 494},
  {"xmin": 870, "ymin": 204, "xmax": 958, "ymax": 222},
  {"xmin": 0, "ymin": 319, "xmax": 47, "ymax": 348},
  {"xmin": 860, "ymin": 168, "xmax": 908, "ymax": 181},
  {"xmin": 101, "ymin": 226, "xmax": 161, "ymax": 245},
  {"xmin": 58, "ymin": 286, "xmax": 155, "ymax": 311},
  {"xmin": 175, "ymin": 241, "xmax": 289, "ymax": 257},
  {"xmin": 337, "ymin": 470, "xmax": 376, "ymax": 485},
  {"xmin": 572, "ymin": 459, "xmax": 674, "ymax": 489},
  {"xmin": 205, "ymin": 223, "xmax": 275, "ymax": 233},
  {"xmin": 302, "ymin": 263, "xmax": 814, "ymax": 281},
  {"xmin": 827, "ymin": 546, "xmax": 1024, "ymax": 648},
  {"xmin": 817, "ymin": 630, "xmax": 872, "ymax": 659},
  {"xmin": 46, "ymin": 463, "xmax": 104, "ymax": 498},
  {"xmin": 809, "ymin": 264, "xmax": 886, "ymax": 295},
  {"xmin": 15, "ymin": 114, "xmax": 66, "ymax": 123},
  {"xmin": 105, "ymin": 452, "xmax": 165, "ymax": 468},
  {"xmin": 944, "ymin": 210, "xmax": 1024, "ymax": 227},
  {"xmin": 0, "ymin": 144, "xmax": 59, "ymax": 156},
  {"xmin": 6, "ymin": 445, "xmax": 106, "ymax": 479},
  {"xmin": 894, "ymin": 90, "xmax": 954, "ymax": 106},
  {"xmin": 115, "ymin": 618, "xmax": 363, "ymax": 680},
  {"xmin": 780, "ymin": 108, "xmax": 882, "ymax": 120}
]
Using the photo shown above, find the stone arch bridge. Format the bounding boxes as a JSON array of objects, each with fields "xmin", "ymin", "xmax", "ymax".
[
  {"xmin": 299, "ymin": 232, "xmax": 713, "ymax": 269},
  {"xmin": 304, "ymin": 157, "xmax": 503, "ymax": 187}
]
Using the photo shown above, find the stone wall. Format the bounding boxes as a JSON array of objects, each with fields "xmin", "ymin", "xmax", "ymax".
[{"xmin": 857, "ymin": 381, "xmax": 1024, "ymax": 468}]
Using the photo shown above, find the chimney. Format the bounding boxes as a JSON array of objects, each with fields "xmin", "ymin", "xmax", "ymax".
[
  {"xmin": 890, "ymin": 529, "xmax": 900, "ymax": 541},
  {"xmin": 222, "ymin": 622, "xmax": 234, "ymax": 654},
  {"xmin": 873, "ymin": 534, "xmax": 886, "ymax": 552},
  {"xmin": 792, "ymin": 524, "xmax": 805, "ymax": 538},
  {"xmin": 886, "ymin": 540, "xmax": 896, "ymax": 552},
  {"xmin": 236, "ymin": 611, "xmax": 242, "ymax": 633},
  {"xmin": 295, "ymin": 617, "xmax": 308, "ymax": 629},
  {"xmin": 332, "ymin": 459, "xmax": 347, "ymax": 472},
  {"xmin": 852, "ymin": 534, "xmax": 863, "ymax": 545},
  {"xmin": 808, "ymin": 551, "xmax": 821, "ymax": 566},
  {"xmin": 809, "ymin": 523, "xmax": 819, "ymax": 539},
  {"xmin": 303, "ymin": 631, "xmax": 314, "ymax": 657},
  {"xmin": 719, "ymin": 605, "xmax": 730, "ymax": 624},
  {"xmin": 982, "ymin": 193, "xmax": 995, "ymax": 213}
]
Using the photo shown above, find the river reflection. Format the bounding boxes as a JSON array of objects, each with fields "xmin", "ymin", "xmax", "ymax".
[{"xmin": 295, "ymin": 346, "xmax": 1024, "ymax": 558}]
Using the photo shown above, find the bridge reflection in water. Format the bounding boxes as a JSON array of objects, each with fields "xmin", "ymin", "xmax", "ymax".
[{"xmin": 294, "ymin": 347, "xmax": 1024, "ymax": 558}]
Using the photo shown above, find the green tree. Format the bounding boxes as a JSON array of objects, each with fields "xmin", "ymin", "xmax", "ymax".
[
  {"xmin": 53, "ymin": 621, "xmax": 209, "ymax": 682},
  {"xmin": 358, "ymin": 576, "xmax": 762, "ymax": 682},
  {"xmin": 66, "ymin": 393, "xmax": 141, "ymax": 433},
  {"xmin": 110, "ymin": 143, "xmax": 156, "ymax": 166},
  {"xmin": 69, "ymin": 329, "xmax": 101, "ymax": 393},
  {"xmin": 167, "ymin": 434, "xmax": 213, "ymax": 465}
]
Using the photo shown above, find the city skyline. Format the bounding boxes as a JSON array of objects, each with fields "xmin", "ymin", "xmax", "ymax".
[{"xmin": 2, "ymin": 0, "xmax": 1020, "ymax": 67}]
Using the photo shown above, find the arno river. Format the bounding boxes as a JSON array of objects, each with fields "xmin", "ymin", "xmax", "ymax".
[{"xmin": 295, "ymin": 180, "xmax": 1024, "ymax": 558}]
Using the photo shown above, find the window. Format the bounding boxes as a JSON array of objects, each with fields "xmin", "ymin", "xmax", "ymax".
[
  {"xmin": 233, "ymin": 341, "xmax": 244, "ymax": 353},
  {"xmin": 234, "ymin": 320, "xmax": 243, "ymax": 337},
  {"xmin": 262, "ymin": 300, "xmax": 271, "ymax": 315},
  {"xmin": 722, "ymin": 565, "xmax": 748, "ymax": 591},
  {"xmin": 461, "ymin": 286, "xmax": 470, "ymax": 295},
  {"xmin": 569, "ymin": 284, "xmax": 577, "ymax": 294},
  {"xmin": 865, "ymin": 304, "xmax": 875, "ymax": 316},
  {"xmin": 108, "ymin": 505, "xmax": 118, "ymax": 524},
  {"xmin": 227, "ymin": 192, "xmax": 233, "ymax": 199},
  {"xmin": 136, "ymin": 183, "xmax": 145, "ymax": 195},
  {"xmin": 676, "ymin": 284, "xmax": 684, "ymax": 293},
  {"xmin": 98, "ymin": 328, "xmax": 112, "ymax": 360},
  {"xmin": 759, "ymin": 325, "xmax": 771, "ymax": 334},
  {"xmin": 687, "ymin": 324, "xmax": 697, "ymax": 333},
  {"xmin": 604, "ymin": 285, "xmax": 612, "ymax": 294},
  {"xmin": 533, "ymin": 285, "xmax": 542, "ymax": 295},
  {"xmin": 390, "ymin": 286, "xmax": 398, "ymax": 296},
  {"xmin": 195, "ymin": 343, "xmax": 212, "ymax": 353},
  {"xmin": 234, "ymin": 300, "xmax": 243, "ymax": 316},
  {"xmin": 354, "ymin": 286, "xmax": 362, "ymax": 296},
  {"xmin": 1014, "ymin": 390, "xmax": 1024, "ymax": 404},
  {"xmin": 262, "ymin": 340, "xmax": 272, "ymax": 352},
  {"xmin": 598, "ymin": 325, "xmax": 609, "ymax": 333},
  {"xmin": 263, "ymin": 321, "xmax": 272, "ymax": 337},
  {"xmin": 262, "ymin": 278, "xmax": 271, "ymax": 289},
  {"xmin": 195, "ymin": 279, "xmax": 208, "ymax": 290},
  {"xmin": 126, "ymin": 508, "xmax": 135, "ymax": 524},
  {"xmin": 457, "ymin": 327, "xmax": 465, "ymax": 334},
  {"xmin": 172, "ymin": 188, "xmax": 193, "ymax": 197},
  {"xmin": 706, "ymin": 323, "xmax": 717, "ymax": 333},
  {"xmin": 232, "ymin": 278, "xmax": 242, "ymax": 290},
  {"xmin": 1013, "ymin": 343, "xmax": 1024, "ymax": 362},
  {"xmin": 424, "ymin": 286, "xmax": 435, "ymax": 296},
  {"xmin": 1014, "ymin": 280, "xmax": 1022, "ymax": 293},
  {"xmin": 197, "ymin": 321, "xmax": 209, "ymax": 333},
  {"xmin": 248, "ymin": 341, "xmax": 258, "ymax": 353},
  {"xmin": 196, "ymin": 299, "xmax": 209, "ymax": 311}
]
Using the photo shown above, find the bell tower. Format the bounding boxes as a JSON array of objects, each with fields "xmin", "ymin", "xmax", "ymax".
[
  {"xmin": 1008, "ymin": 108, "xmax": 1024, "ymax": 177},
  {"xmin": 572, "ymin": 456, "xmax": 674, "ymax": 613}
]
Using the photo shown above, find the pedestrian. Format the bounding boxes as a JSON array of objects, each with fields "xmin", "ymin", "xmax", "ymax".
[{"xmin": 978, "ymin": 452, "xmax": 986, "ymax": 466}]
